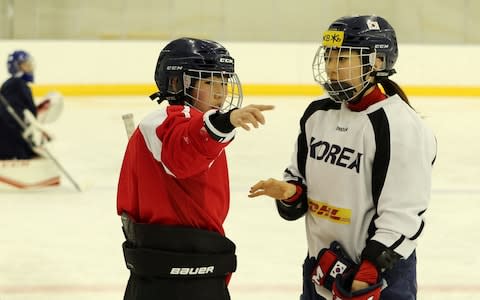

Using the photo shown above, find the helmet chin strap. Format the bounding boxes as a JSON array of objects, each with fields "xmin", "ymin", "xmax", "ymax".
[
  {"xmin": 323, "ymin": 63, "xmax": 376, "ymax": 103},
  {"xmin": 347, "ymin": 81, "xmax": 375, "ymax": 104},
  {"xmin": 324, "ymin": 80, "xmax": 375, "ymax": 103},
  {"xmin": 345, "ymin": 65, "xmax": 381, "ymax": 104},
  {"xmin": 323, "ymin": 81, "xmax": 356, "ymax": 102},
  {"xmin": 149, "ymin": 91, "xmax": 186, "ymax": 106},
  {"xmin": 347, "ymin": 69, "xmax": 396, "ymax": 104},
  {"xmin": 149, "ymin": 92, "xmax": 163, "ymax": 104}
]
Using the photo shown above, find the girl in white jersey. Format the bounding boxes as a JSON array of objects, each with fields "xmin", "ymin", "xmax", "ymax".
[{"xmin": 249, "ymin": 15, "xmax": 437, "ymax": 300}]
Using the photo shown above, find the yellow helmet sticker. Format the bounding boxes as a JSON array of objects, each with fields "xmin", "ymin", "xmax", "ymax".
[{"xmin": 322, "ymin": 30, "xmax": 344, "ymax": 47}]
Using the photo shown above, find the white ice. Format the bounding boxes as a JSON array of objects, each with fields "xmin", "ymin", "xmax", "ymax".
[{"xmin": 1, "ymin": 95, "xmax": 479, "ymax": 299}]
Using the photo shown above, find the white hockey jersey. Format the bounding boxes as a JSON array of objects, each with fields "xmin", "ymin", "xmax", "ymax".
[{"xmin": 279, "ymin": 95, "xmax": 437, "ymax": 266}]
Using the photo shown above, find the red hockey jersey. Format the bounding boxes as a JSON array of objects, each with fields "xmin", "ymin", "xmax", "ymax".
[{"xmin": 117, "ymin": 105, "xmax": 234, "ymax": 235}]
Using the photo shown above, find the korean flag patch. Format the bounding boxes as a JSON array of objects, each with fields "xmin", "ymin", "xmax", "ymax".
[
  {"xmin": 329, "ymin": 261, "xmax": 348, "ymax": 277},
  {"xmin": 367, "ymin": 19, "xmax": 380, "ymax": 30}
]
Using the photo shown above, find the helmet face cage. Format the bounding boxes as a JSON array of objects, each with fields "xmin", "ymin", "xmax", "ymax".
[
  {"xmin": 154, "ymin": 38, "xmax": 243, "ymax": 111},
  {"xmin": 312, "ymin": 45, "xmax": 375, "ymax": 103},
  {"xmin": 312, "ymin": 16, "xmax": 398, "ymax": 103},
  {"xmin": 183, "ymin": 69, "xmax": 243, "ymax": 112}
]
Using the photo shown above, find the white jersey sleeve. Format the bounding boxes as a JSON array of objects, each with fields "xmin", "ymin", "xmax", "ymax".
[{"xmin": 369, "ymin": 98, "xmax": 437, "ymax": 258}]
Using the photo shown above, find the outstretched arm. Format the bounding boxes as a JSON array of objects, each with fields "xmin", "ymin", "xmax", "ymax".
[{"xmin": 204, "ymin": 104, "xmax": 274, "ymax": 141}]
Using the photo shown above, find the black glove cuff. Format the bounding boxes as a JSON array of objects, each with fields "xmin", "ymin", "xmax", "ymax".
[
  {"xmin": 208, "ymin": 109, "xmax": 236, "ymax": 133},
  {"xmin": 361, "ymin": 240, "xmax": 402, "ymax": 272},
  {"xmin": 203, "ymin": 109, "xmax": 237, "ymax": 142}
]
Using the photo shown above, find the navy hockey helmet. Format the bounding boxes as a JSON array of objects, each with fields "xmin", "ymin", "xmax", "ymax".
[
  {"xmin": 151, "ymin": 37, "xmax": 242, "ymax": 112},
  {"xmin": 312, "ymin": 15, "xmax": 398, "ymax": 102},
  {"xmin": 7, "ymin": 50, "xmax": 34, "ymax": 82}
]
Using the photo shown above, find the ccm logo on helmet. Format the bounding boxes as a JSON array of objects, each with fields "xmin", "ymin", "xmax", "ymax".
[
  {"xmin": 166, "ymin": 65, "xmax": 183, "ymax": 70},
  {"xmin": 219, "ymin": 57, "xmax": 233, "ymax": 64},
  {"xmin": 170, "ymin": 266, "xmax": 215, "ymax": 275}
]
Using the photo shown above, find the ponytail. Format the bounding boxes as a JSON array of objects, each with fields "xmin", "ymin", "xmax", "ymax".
[{"xmin": 379, "ymin": 79, "xmax": 413, "ymax": 109}]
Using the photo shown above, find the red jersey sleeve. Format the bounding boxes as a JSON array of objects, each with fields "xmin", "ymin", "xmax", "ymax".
[{"xmin": 139, "ymin": 105, "xmax": 234, "ymax": 179}]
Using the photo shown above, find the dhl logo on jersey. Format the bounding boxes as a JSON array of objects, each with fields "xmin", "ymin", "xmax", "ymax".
[
  {"xmin": 322, "ymin": 30, "xmax": 344, "ymax": 47},
  {"xmin": 308, "ymin": 198, "xmax": 351, "ymax": 224}
]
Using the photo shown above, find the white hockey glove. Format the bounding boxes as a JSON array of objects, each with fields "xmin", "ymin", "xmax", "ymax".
[
  {"xmin": 37, "ymin": 91, "xmax": 64, "ymax": 124},
  {"xmin": 22, "ymin": 109, "xmax": 54, "ymax": 156}
]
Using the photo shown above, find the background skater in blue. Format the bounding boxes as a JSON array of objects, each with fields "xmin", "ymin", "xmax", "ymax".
[{"xmin": 249, "ymin": 15, "xmax": 437, "ymax": 300}]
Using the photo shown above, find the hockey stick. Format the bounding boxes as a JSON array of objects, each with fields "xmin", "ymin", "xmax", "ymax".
[
  {"xmin": 122, "ymin": 113, "xmax": 135, "ymax": 139},
  {"xmin": 0, "ymin": 92, "xmax": 83, "ymax": 192}
]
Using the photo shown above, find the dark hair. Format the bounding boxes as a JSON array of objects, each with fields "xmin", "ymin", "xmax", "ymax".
[{"xmin": 379, "ymin": 79, "xmax": 412, "ymax": 109}]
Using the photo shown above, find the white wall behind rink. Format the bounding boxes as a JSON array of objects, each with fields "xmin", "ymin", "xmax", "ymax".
[{"xmin": 0, "ymin": 40, "xmax": 478, "ymax": 87}]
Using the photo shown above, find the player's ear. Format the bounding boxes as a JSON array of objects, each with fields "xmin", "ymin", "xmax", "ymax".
[
  {"xmin": 167, "ymin": 76, "xmax": 181, "ymax": 93},
  {"xmin": 373, "ymin": 56, "xmax": 385, "ymax": 70}
]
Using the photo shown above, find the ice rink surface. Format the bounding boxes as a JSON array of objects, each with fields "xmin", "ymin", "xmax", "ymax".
[{"xmin": 1, "ymin": 95, "xmax": 480, "ymax": 300}]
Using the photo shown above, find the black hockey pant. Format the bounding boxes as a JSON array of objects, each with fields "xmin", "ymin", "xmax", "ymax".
[{"xmin": 121, "ymin": 214, "xmax": 237, "ymax": 300}]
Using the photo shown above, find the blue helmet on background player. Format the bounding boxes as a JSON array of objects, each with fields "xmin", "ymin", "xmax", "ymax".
[
  {"xmin": 312, "ymin": 15, "xmax": 398, "ymax": 102},
  {"xmin": 151, "ymin": 37, "xmax": 242, "ymax": 112},
  {"xmin": 7, "ymin": 50, "xmax": 35, "ymax": 83}
]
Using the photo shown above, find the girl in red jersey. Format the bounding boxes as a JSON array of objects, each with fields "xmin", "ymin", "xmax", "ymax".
[{"xmin": 117, "ymin": 37, "xmax": 273, "ymax": 300}]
